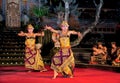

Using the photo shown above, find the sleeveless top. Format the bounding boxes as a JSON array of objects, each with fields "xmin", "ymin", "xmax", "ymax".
[
  {"xmin": 59, "ymin": 31, "xmax": 70, "ymax": 48},
  {"xmin": 25, "ymin": 36, "xmax": 36, "ymax": 48}
]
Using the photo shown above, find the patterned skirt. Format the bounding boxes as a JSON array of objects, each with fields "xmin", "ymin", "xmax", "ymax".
[
  {"xmin": 25, "ymin": 47, "xmax": 45, "ymax": 70},
  {"xmin": 51, "ymin": 48, "xmax": 75, "ymax": 77}
]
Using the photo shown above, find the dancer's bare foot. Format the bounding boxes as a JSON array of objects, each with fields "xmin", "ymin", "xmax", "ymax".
[
  {"xmin": 52, "ymin": 73, "xmax": 58, "ymax": 79},
  {"xmin": 52, "ymin": 71, "xmax": 58, "ymax": 79},
  {"xmin": 40, "ymin": 69, "xmax": 47, "ymax": 72},
  {"xmin": 69, "ymin": 76, "xmax": 73, "ymax": 78}
]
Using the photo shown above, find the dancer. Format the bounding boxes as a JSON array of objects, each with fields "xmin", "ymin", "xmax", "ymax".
[
  {"xmin": 18, "ymin": 24, "xmax": 47, "ymax": 72},
  {"xmin": 45, "ymin": 21, "xmax": 81, "ymax": 79}
]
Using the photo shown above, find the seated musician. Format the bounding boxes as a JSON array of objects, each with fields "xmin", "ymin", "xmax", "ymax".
[
  {"xmin": 97, "ymin": 42, "xmax": 107, "ymax": 62},
  {"xmin": 90, "ymin": 42, "xmax": 107, "ymax": 64}
]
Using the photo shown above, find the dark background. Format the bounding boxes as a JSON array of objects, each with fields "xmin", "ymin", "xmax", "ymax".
[{"xmin": 77, "ymin": 0, "xmax": 120, "ymax": 8}]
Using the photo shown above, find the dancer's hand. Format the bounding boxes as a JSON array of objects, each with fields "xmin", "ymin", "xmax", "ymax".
[
  {"xmin": 20, "ymin": 31, "xmax": 24, "ymax": 34},
  {"xmin": 45, "ymin": 25, "xmax": 51, "ymax": 30},
  {"xmin": 18, "ymin": 31, "xmax": 25, "ymax": 36}
]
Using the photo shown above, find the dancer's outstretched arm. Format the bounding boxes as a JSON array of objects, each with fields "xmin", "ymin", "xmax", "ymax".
[
  {"xmin": 69, "ymin": 31, "xmax": 82, "ymax": 37},
  {"xmin": 35, "ymin": 31, "xmax": 44, "ymax": 37},
  {"xmin": 45, "ymin": 25, "xmax": 59, "ymax": 33},
  {"xmin": 18, "ymin": 31, "xmax": 26, "ymax": 36}
]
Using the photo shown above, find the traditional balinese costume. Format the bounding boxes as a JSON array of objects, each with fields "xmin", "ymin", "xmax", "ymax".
[
  {"xmin": 24, "ymin": 24, "xmax": 46, "ymax": 71},
  {"xmin": 51, "ymin": 31, "xmax": 75, "ymax": 77}
]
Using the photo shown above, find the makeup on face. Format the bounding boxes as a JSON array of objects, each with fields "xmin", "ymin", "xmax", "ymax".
[
  {"xmin": 61, "ymin": 21, "xmax": 69, "ymax": 30},
  {"xmin": 28, "ymin": 28, "xmax": 34, "ymax": 33},
  {"xmin": 61, "ymin": 25, "xmax": 69, "ymax": 30}
]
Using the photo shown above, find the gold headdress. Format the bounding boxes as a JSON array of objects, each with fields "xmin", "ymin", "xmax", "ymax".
[
  {"xmin": 61, "ymin": 21, "xmax": 69, "ymax": 27},
  {"xmin": 27, "ymin": 24, "xmax": 34, "ymax": 29}
]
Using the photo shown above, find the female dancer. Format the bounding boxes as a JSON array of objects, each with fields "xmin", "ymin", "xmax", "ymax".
[
  {"xmin": 45, "ymin": 21, "xmax": 81, "ymax": 79},
  {"xmin": 18, "ymin": 24, "xmax": 47, "ymax": 72}
]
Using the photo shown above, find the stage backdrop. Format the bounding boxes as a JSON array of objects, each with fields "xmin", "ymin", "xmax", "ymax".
[{"xmin": 6, "ymin": 0, "xmax": 21, "ymax": 28}]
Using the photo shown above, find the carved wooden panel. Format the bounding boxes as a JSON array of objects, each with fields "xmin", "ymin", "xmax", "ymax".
[{"xmin": 6, "ymin": 0, "xmax": 20, "ymax": 28}]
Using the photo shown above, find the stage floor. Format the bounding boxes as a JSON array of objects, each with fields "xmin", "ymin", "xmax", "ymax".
[{"xmin": 0, "ymin": 66, "xmax": 120, "ymax": 83}]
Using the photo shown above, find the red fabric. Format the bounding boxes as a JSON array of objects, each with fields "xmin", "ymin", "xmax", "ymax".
[{"xmin": 0, "ymin": 66, "xmax": 120, "ymax": 83}]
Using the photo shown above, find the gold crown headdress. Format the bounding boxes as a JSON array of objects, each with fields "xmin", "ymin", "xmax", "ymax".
[
  {"xmin": 61, "ymin": 21, "xmax": 69, "ymax": 27},
  {"xmin": 27, "ymin": 24, "xmax": 34, "ymax": 29}
]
